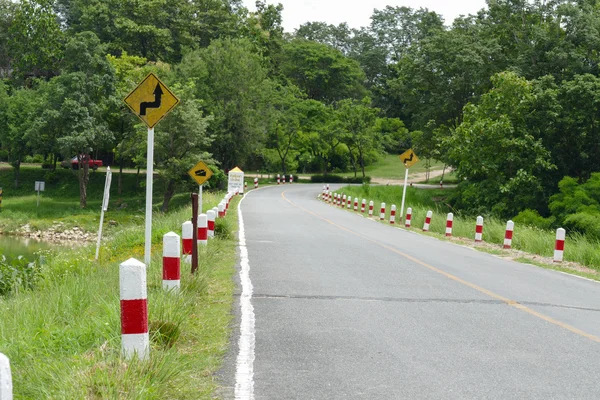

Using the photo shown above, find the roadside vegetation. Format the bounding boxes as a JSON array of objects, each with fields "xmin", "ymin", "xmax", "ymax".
[
  {"xmin": 337, "ymin": 185, "xmax": 600, "ymax": 273},
  {"xmin": 0, "ymin": 193, "xmax": 239, "ymax": 398}
]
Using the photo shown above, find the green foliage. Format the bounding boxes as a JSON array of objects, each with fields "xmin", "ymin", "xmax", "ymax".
[
  {"xmin": 513, "ymin": 209, "xmax": 555, "ymax": 230},
  {"xmin": 0, "ymin": 255, "xmax": 41, "ymax": 296},
  {"xmin": 310, "ymin": 174, "xmax": 371, "ymax": 184}
]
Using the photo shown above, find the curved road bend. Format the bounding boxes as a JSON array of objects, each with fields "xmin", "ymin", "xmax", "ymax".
[{"xmin": 222, "ymin": 184, "xmax": 600, "ymax": 399}]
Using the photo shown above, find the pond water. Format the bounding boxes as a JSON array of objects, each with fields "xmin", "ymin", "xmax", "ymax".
[{"xmin": 0, "ymin": 235, "xmax": 57, "ymax": 261}]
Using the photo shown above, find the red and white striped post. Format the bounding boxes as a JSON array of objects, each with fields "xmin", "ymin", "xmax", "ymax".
[
  {"xmin": 207, "ymin": 210, "xmax": 216, "ymax": 238},
  {"xmin": 218, "ymin": 202, "xmax": 225, "ymax": 218},
  {"xmin": 475, "ymin": 216, "xmax": 484, "ymax": 242},
  {"xmin": 197, "ymin": 214, "xmax": 208, "ymax": 246},
  {"xmin": 120, "ymin": 258, "xmax": 149, "ymax": 360},
  {"xmin": 338, "ymin": 194, "xmax": 342, "ymax": 207},
  {"xmin": 390, "ymin": 205, "xmax": 396, "ymax": 224},
  {"xmin": 368, "ymin": 201, "xmax": 374, "ymax": 217},
  {"xmin": 354, "ymin": 198, "xmax": 358, "ymax": 211},
  {"xmin": 326, "ymin": 184, "xmax": 330, "ymax": 191},
  {"xmin": 423, "ymin": 210, "xmax": 432, "ymax": 231},
  {"xmin": 347, "ymin": 196, "xmax": 352, "ymax": 209},
  {"xmin": 282, "ymin": 174, "xmax": 286, "ymax": 184},
  {"xmin": 445, "ymin": 213, "xmax": 453, "ymax": 236},
  {"xmin": 181, "ymin": 221, "xmax": 193, "ymax": 264},
  {"xmin": 361, "ymin": 199, "xmax": 366, "ymax": 213},
  {"xmin": 163, "ymin": 232, "xmax": 181, "ymax": 291},
  {"xmin": 322, "ymin": 186, "xmax": 326, "ymax": 199},
  {"xmin": 380, "ymin": 203, "xmax": 386, "ymax": 220},
  {"xmin": 290, "ymin": 174, "xmax": 293, "ymax": 183},
  {"xmin": 504, "ymin": 220, "xmax": 514, "ymax": 249},
  {"xmin": 254, "ymin": 177, "xmax": 258, "ymax": 189},
  {"xmin": 244, "ymin": 181, "xmax": 247, "ymax": 191},
  {"xmin": 0, "ymin": 353, "xmax": 12, "ymax": 400},
  {"xmin": 554, "ymin": 228, "xmax": 566, "ymax": 263},
  {"xmin": 405, "ymin": 207, "xmax": 412, "ymax": 227},
  {"xmin": 277, "ymin": 174, "xmax": 280, "ymax": 185},
  {"xmin": 342, "ymin": 194, "xmax": 347, "ymax": 208}
]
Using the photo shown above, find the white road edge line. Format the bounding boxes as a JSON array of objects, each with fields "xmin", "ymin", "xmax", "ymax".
[{"xmin": 235, "ymin": 193, "xmax": 255, "ymax": 400}]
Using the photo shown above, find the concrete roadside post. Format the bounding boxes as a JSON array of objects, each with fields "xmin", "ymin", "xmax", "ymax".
[
  {"xmin": 354, "ymin": 198, "xmax": 358, "ymax": 211},
  {"xmin": 181, "ymin": 221, "xmax": 193, "ymax": 264},
  {"xmin": 368, "ymin": 201, "xmax": 374, "ymax": 217},
  {"xmin": 390, "ymin": 205, "xmax": 396, "ymax": 224},
  {"xmin": 380, "ymin": 203, "xmax": 386, "ymax": 221},
  {"xmin": 120, "ymin": 258, "xmax": 149, "ymax": 360},
  {"xmin": 446, "ymin": 213, "xmax": 453, "ymax": 237},
  {"xmin": 554, "ymin": 228, "xmax": 566, "ymax": 263},
  {"xmin": 361, "ymin": 199, "xmax": 366, "ymax": 213},
  {"xmin": 0, "ymin": 352, "xmax": 12, "ymax": 400},
  {"xmin": 254, "ymin": 178, "xmax": 258, "ymax": 189},
  {"xmin": 475, "ymin": 216, "xmax": 484, "ymax": 242},
  {"xmin": 423, "ymin": 210, "xmax": 432, "ymax": 231},
  {"xmin": 197, "ymin": 214, "xmax": 208, "ymax": 246},
  {"xmin": 162, "ymin": 232, "xmax": 181, "ymax": 291},
  {"xmin": 207, "ymin": 210, "xmax": 216, "ymax": 238},
  {"xmin": 405, "ymin": 207, "xmax": 412, "ymax": 227},
  {"xmin": 504, "ymin": 221, "xmax": 514, "ymax": 249}
]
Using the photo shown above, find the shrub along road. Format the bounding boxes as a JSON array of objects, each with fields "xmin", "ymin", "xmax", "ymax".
[{"xmin": 222, "ymin": 184, "xmax": 600, "ymax": 399}]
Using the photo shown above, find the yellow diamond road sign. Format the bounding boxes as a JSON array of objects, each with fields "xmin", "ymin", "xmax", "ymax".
[
  {"xmin": 399, "ymin": 149, "xmax": 419, "ymax": 168},
  {"xmin": 188, "ymin": 161, "xmax": 213, "ymax": 185},
  {"xmin": 124, "ymin": 73, "xmax": 179, "ymax": 128}
]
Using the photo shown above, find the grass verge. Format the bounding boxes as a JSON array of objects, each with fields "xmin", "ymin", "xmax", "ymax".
[
  {"xmin": 334, "ymin": 185, "xmax": 600, "ymax": 273},
  {"xmin": 0, "ymin": 191, "xmax": 238, "ymax": 399}
]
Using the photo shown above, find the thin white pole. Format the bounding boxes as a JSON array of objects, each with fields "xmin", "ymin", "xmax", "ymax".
[
  {"xmin": 37, "ymin": 189, "xmax": 39, "ymax": 207},
  {"xmin": 399, "ymin": 167, "xmax": 409, "ymax": 218},
  {"xmin": 199, "ymin": 184, "xmax": 203, "ymax": 214},
  {"xmin": 144, "ymin": 127, "xmax": 154, "ymax": 266},
  {"xmin": 95, "ymin": 167, "xmax": 112, "ymax": 261}
]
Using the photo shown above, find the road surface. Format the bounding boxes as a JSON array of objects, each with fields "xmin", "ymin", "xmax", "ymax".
[{"xmin": 220, "ymin": 184, "xmax": 600, "ymax": 399}]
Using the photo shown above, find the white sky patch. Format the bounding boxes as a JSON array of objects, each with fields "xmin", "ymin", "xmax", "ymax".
[{"xmin": 243, "ymin": 0, "xmax": 489, "ymax": 32}]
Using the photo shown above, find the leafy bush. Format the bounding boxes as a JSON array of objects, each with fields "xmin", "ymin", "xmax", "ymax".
[
  {"xmin": 310, "ymin": 175, "xmax": 371, "ymax": 184},
  {"xmin": 23, "ymin": 154, "xmax": 44, "ymax": 163},
  {"xmin": 0, "ymin": 255, "xmax": 42, "ymax": 296},
  {"xmin": 513, "ymin": 209, "xmax": 555, "ymax": 230},
  {"xmin": 44, "ymin": 170, "xmax": 58, "ymax": 184}
]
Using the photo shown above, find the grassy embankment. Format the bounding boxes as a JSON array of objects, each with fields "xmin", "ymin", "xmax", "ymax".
[
  {"xmin": 335, "ymin": 185, "xmax": 600, "ymax": 275},
  {"xmin": 0, "ymin": 165, "xmax": 241, "ymax": 398}
]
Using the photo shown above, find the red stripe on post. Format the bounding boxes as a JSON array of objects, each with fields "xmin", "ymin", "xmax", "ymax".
[
  {"xmin": 505, "ymin": 231, "xmax": 513, "ymax": 240},
  {"xmin": 163, "ymin": 257, "xmax": 180, "ymax": 280},
  {"xmin": 425, "ymin": 217, "xmax": 431, "ymax": 224},
  {"xmin": 476, "ymin": 225, "xmax": 483, "ymax": 233},
  {"xmin": 182, "ymin": 238, "xmax": 192, "ymax": 255},
  {"xmin": 120, "ymin": 299, "xmax": 148, "ymax": 334},
  {"xmin": 555, "ymin": 240, "xmax": 565, "ymax": 251},
  {"xmin": 198, "ymin": 227, "xmax": 208, "ymax": 241},
  {"xmin": 208, "ymin": 220, "xmax": 215, "ymax": 231},
  {"xmin": 446, "ymin": 221, "xmax": 453, "ymax": 228}
]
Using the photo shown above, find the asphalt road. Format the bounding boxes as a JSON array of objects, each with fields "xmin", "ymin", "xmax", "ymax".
[{"xmin": 221, "ymin": 183, "xmax": 600, "ymax": 399}]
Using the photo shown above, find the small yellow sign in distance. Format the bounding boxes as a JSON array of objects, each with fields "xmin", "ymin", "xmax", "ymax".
[
  {"xmin": 188, "ymin": 161, "xmax": 213, "ymax": 185},
  {"xmin": 399, "ymin": 149, "xmax": 419, "ymax": 168},
  {"xmin": 124, "ymin": 72, "xmax": 179, "ymax": 128}
]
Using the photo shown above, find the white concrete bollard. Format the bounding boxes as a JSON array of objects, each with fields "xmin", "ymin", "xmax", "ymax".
[
  {"xmin": 277, "ymin": 174, "xmax": 280, "ymax": 185},
  {"xmin": 368, "ymin": 201, "xmax": 374, "ymax": 217},
  {"xmin": 218, "ymin": 202, "xmax": 225, "ymax": 218},
  {"xmin": 163, "ymin": 232, "xmax": 181, "ymax": 291},
  {"xmin": 445, "ymin": 213, "xmax": 453, "ymax": 237},
  {"xmin": 207, "ymin": 210, "xmax": 216, "ymax": 238},
  {"xmin": 554, "ymin": 228, "xmax": 566, "ymax": 263},
  {"xmin": 182, "ymin": 221, "xmax": 193, "ymax": 264},
  {"xmin": 504, "ymin": 220, "xmax": 514, "ymax": 249},
  {"xmin": 390, "ymin": 205, "xmax": 396, "ymax": 224},
  {"xmin": 244, "ymin": 181, "xmax": 247, "ymax": 191},
  {"xmin": 0, "ymin": 353, "xmax": 12, "ymax": 400},
  {"xmin": 354, "ymin": 198, "xmax": 358, "ymax": 211},
  {"xmin": 197, "ymin": 214, "xmax": 208, "ymax": 246},
  {"xmin": 347, "ymin": 196, "xmax": 352, "ymax": 209},
  {"xmin": 423, "ymin": 210, "xmax": 433, "ymax": 231},
  {"xmin": 120, "ymin": 258, "xmax": 149, "ymax": 360},
  {"xmin": 380, "ymin": 203, "xmax": 386, "ymax": 220},
  {"xmin": 342, "ymin": 194, "xmax": 347, "ymax": 208},
  {"xmin": 290, "ymin": 174, "xmax": 293, "ymax": 184},
  {"xmin": 254, "ymin": 177, "xmax": 258, "ymax": 188},
  {"xmin": 475, "ymin": 216, "xmax": 484, "ymax": 242},
  {"xmin": 405, "ymin": 207, "xmax": 412, "ymax": 227}
]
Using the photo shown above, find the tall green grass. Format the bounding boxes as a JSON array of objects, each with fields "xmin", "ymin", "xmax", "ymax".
[
  {"xmin": 0, "ymin": 192, "xmax": 238, "ymax": 398},
  {"xmin": 363, "ymin": 154, "xmax": 445, "ymax": 179},
  {"xmin": 336, "ymin": 185, "xmax": 600, "ymax": 271}
]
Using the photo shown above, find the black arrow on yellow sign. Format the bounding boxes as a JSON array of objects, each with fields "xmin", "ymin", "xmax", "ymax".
[{"xmin": 139, "ymin": 84, "xmax": 163, "ymax": 116}]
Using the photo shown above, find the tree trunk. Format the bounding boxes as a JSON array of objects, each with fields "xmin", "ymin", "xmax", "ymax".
[
  {"xmin": 161, "ymin": 179, "xmax": 176, "ymax": 213},
  {"xmin": 118, "ymin": 156, "xmax": 123, "ymax": 195},
  {"xmin": 78, "ymin": 156, "xmax": 90, "ymax": 208},
  {"xmin": 13, "ymin": 159, "xmax": 20, "ymax": 188}
]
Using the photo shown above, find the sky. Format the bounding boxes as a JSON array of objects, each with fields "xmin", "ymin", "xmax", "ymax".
[{"xmin": 243, "ymin": 0, "xmax": 489, "ymax": 32}]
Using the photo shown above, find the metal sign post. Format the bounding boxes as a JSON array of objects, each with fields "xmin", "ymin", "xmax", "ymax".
[
  {"xmin": 34, "ymin": 181, "xmax": 45, "ymax": 208},
  {"xmin": 191, "ymin": 193, "xmax": 199, "ymax": 274},
  {"xmin": 95, "ymin": 167, "xmax": 112, "ymax": 261},
  {"xmin": 398, "ymin": 149, "xmax": 419, "ymax": 218},
  {"xmin": 124, "ymin": 73, "xmax": 179, "ymax": 268}
]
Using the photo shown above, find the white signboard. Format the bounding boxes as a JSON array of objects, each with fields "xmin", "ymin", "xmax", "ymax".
[
  {"xmin": 228, "ymin": 167, "xmax": 244, "ymax": 194},
  {"xmin": 35, "ymin": 181, "xmax": 45, "ymax": 191}
]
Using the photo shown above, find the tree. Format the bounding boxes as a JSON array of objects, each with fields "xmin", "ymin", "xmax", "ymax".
[
  {"xmin": 447, "ymin": 72, "xmax": 556, "ymax": 216},
  {"xmin": 335, "ymin": 97, "xmax": 380, "ymax": 178},
  {"xmin": 0, "ymin": 0, "xmax": 15, "ymax": 77},
  {"xmin": 155, "ymin": 81, "xmax": 214, "ymax": 212},
  {"xmin": 8, "ymin": 0, "xmax": 64, "ymax": 80},
  {"xmin": 278, "ymin": 39, "xmax": 367, "ymax": 103},
  {"xmin": 31, "ymin": 32, "xmax": 117, "ymax": 208}
]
